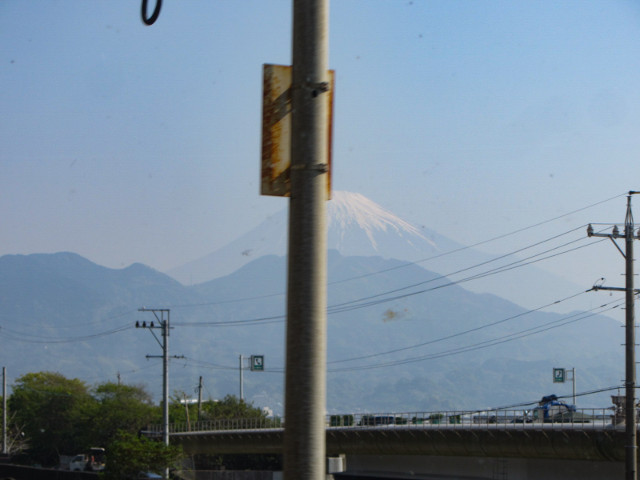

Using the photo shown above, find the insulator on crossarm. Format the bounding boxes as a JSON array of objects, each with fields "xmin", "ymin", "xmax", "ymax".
[
  {"xmin": 613, "ymin": 225, "xmax": 619, "ymax": 236},
  {"xmin": 142, "ymin": 321, "xmax": 147, "ymax": 328},
  {"xmin": 587, "ymin": 224, "xmax": 594, "ymax": 237},
  {"xmin": 135, "ymin": 321, "xmax": 140, "ymax": 328},
  {"xmin": 150, "ymin": 321, "xmax": 154, "ymax": 328}
]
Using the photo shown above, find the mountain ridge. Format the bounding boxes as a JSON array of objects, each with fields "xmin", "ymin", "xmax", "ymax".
[
  {"xmin": 166, "ymin": 191, "xmax": 587, "ymax": 314},
  {"xmin": 0, "ymin": 250, "xmax": 624, "ymax": 413}
]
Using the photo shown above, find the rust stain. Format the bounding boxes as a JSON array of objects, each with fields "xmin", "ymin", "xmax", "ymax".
[
  {"xmin": 261, "ymin": 64, "xmax": 292, "ymax": 197},
  {"xmin": 260, "ymin": 64, "xmax": 334, "ymax": 198}
]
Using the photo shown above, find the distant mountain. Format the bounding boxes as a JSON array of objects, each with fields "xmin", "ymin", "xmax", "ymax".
[
  {"xmin": 0, "ymin": 251, "xmax": 624, "ymax": 415},
  {"xmin": 167, "ymin": 191, "xmax": 586, "ymax": 312},
  {"xmin": 168, "ymin": 192, "xmax": 451, "ymax": 285}
]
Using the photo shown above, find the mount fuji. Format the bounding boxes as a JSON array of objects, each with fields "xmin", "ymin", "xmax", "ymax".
[
  {"xmin": 169, "ymin": 191, "xmax": 465, "ymax": 283},
  {"xmin": 167, "ymin": 191, "xmax": 582, "ymax": 311}
]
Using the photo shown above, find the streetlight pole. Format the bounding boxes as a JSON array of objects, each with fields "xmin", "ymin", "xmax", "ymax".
[{"xmin": 588, "ymin": 191, "xmax": 640, "ymax": 480}]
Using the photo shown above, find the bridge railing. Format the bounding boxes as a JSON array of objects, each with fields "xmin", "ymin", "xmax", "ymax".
[
  {"xmin": 156, "ymin": 417, "xmax": 284, "ymax": 434},
  {"xmin": 160, "ymin": 408, "xmax": 624, "ymax": 435},
  {"xmin": 328, "ymin": 408, "xmax": 619, "ymax": 430}
]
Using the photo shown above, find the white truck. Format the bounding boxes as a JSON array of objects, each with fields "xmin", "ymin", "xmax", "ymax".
[{"xmin": 69, "ymin": 447, "xmax": 106, "ymax": 471}]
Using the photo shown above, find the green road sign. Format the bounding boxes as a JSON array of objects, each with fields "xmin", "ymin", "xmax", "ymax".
[
  {"xmin": 251, "ymin": 355, "xmax": 264, "ymax": 372},
  {"xmin": 553, "ymin": 367, "xmax": 565, "ymax": 383}
]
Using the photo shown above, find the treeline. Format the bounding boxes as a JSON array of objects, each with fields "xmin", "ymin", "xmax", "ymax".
[{"xmin": 0, "ymin": 371, "xmax": 277, "ymax": 474}]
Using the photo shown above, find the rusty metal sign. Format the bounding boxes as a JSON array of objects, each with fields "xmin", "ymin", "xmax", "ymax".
[{"xmin": 261, "ymin": 64, "xmax": 334, "ymax": 197}]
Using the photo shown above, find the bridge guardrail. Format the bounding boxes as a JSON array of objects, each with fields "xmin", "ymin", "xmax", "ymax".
[{"xmin": 156, "ymin": 408, "xmax": 627, "ymax": 435}]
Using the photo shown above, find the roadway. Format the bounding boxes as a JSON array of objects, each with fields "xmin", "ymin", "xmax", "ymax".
[{"xmin": 159, "ymin": 408, "xmax": 628, "ymax": 461}]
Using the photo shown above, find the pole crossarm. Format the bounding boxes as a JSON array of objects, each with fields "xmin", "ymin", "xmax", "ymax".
[{"xmin": 591, "ymin": 286, "xmax": 640, "ymax": 294}]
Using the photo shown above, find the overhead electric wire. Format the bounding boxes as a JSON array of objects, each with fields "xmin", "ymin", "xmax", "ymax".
[
  {"xmin": 176, "ymin": 298, "xmax": 625, "ymax": 376},
  {"xmin": 328, "ymin": 231, "xmax": 585, "ymax": 310},
  {"xmin": 327, "ymin": 235, "xmax": 605, "ymax": 315},
  {"xmin": 328, "ymin": 290, "xmax": 589, "ymax": 365},
  {"xmin": 327, "ymin": 300, "xmax": 624, "ymax": 373},
  {"xmin": 174, "ymin": 227, "xmax": 606, "ymax": 327},
  {"xmin": 0, "ymin": 322, "xmax": 134, "ymax": 344},
  {"xmin": 321, "ymin": 192, "xmax": 625, "ymax": 286},
  {"xmin": 172, "ymin": 234, "xmax": 604, "ymax": 327},
  {"xmin": 3, "ymin": 309, "xmax": 139, "ymax": 330},
  {"xmin": 180, "ymin": 356, "xmax": 285, "ymax": 374},
  {"xmin": 484, "ymin": 385, "xmax": 624, "ymax": 411},
  {"xmin": 165, "ymin": 194, "xmax": 623, "ymax": 311},
  {"xmin": 175, "ymin": 313, "xmax": 285, "ymax": 327}
]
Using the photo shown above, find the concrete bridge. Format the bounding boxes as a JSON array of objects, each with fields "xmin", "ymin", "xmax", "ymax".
[{"xmin": 153, "ymin": 409, "xmax": 630, "ymax": 479}]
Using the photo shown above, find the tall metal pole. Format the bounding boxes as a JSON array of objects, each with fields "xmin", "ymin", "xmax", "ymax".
[
  {"xmin": 137, "ymin": 308, "xmax": 176, "ymax": 480},
  {"xmin": 588, "ymin": 192, "xmax": 639, "ymax": 480},
  {"xmin": 624, "ymin": 195, "xmax": 636, "ymax": 480},
  {"xmin": 197, "ymin": 376, "xmax": 203, "ymax": 422},
  {"xmin": 2, "ymin": 367, "xmax": 7, "ymax": 456},
  {"xmin": 162, "ymin": 310, "xmax": 169, "ymax": 449},
  {"xmin": 284, "ymin": 1, "xmax": 330, "ymax": 479},
  {"xmin": 239, "ymin": 355, "xmax": 244, "ymax": 401}
]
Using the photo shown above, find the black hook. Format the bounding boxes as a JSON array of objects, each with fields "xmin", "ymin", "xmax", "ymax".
[{"xmin": 141, "ymin": 0, "xmax": 162, "ymax": 26}]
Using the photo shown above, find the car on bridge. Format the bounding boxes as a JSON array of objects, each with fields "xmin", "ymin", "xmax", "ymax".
[{"xmin": 531, "ymin": 395, "xmax": 592, "ymax": 423}]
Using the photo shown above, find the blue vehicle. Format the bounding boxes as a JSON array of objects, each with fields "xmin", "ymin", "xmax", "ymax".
[{"xmin": 532, "ymin": 394, "xmax": 577, "ymax": 422}]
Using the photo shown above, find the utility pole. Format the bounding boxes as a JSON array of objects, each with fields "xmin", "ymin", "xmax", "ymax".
[
  {"xmin": 588, "ymin": 191, "xmax": 640, "ymax": 480},
  {"xmin": 137, "ymin": 308, "xmax": 171, "ymax": 448},
  {"xmin": 284, "ymin": 1, "xmax": 330, "ymax": 480},
  {"xmin": 136, "ymin": 308, "xmax": 183, "ymax": 479},
  {"xmin": 197, "ymin": 376, "xmax": 203, "ymax": 422},
  {"xmin": 2, "ymin": 367, "xmax": 6, "ymax": 456},
  {"xmin": 570, "ymin": 368, "xmax": 576, "ymax": 407},
  {"xmin": 183, "ymin": 393, "xmax": 191, "ymax": 432},
  {"xmin": 239, "ymin": 355, "xmax": 244, "ymax": 401}
]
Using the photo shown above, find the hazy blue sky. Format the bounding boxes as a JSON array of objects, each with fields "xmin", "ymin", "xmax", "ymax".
[{"xmin": 2, "ymin": 0, "xmax": 640, "ymax": 290}]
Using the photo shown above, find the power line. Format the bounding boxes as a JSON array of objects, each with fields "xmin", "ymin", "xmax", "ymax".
[
  {"xmin": 0, "ymin": 323, "xmax": 133, "ymax": 344},
  {"xmin": 175, "ymin": 299, "xmax": 623, "ymax": 375},
  {"xmin": 166, "ymin": 195, "xmax": 623, "ymax": 311},
  {"xmin": 327, "ymin": 300, "xmax": 624, "ymax": 373},
  {"xmin": 327, "ymin": 193, "xmax": 625, "ymax": 286},
  {"xmin": 174, "ymin": 230, "xmax": 603, "ymax": 327},
  {"xmin": 326, "ymin": 237, "xmax": 604, "ymax": 315},
  {"xmin": 328, "ymin": 290, "xmax": 589, "ymax": 365}
]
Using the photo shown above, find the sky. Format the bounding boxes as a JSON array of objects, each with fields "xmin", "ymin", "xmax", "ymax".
[{"xmin": 2, "ymin": 0, "xmax": 640, "ymax": 295}]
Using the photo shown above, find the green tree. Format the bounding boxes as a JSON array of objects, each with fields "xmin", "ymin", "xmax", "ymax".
[
  {"xmin": 101, "ymin": 431, "xmax": 182, "ymax": 480},
  {"xmin": 189, "ymin": 395, "xmax": 282, "ymax": 471},
  {"xmin": 8, "ymin": 371, "xmax": 96, "ymax": 465},
  {"xmin": 200, "ymin": 394, "xmax": 266, "ymax": 420},
  {"xmin": 89, "ymin": 382, "xmax": 158, "ymax": 447},
  {"xmin": 168, "ymin": 393, "xmax": 267, "ymax": 426}
]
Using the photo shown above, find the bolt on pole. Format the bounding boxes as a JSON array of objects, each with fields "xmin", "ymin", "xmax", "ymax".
[{"xmin": 283, "ymin": 1, "xmax": 330, "ymax": 479}]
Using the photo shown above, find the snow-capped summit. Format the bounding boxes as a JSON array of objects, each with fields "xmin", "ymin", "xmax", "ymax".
[
  {"xmin": 328, "ymin": 191, "xmax": 437, "ymax": 253},
  {"xmin": 168, "ymin": 191, "xmax": 453, "ymax": 285}
]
